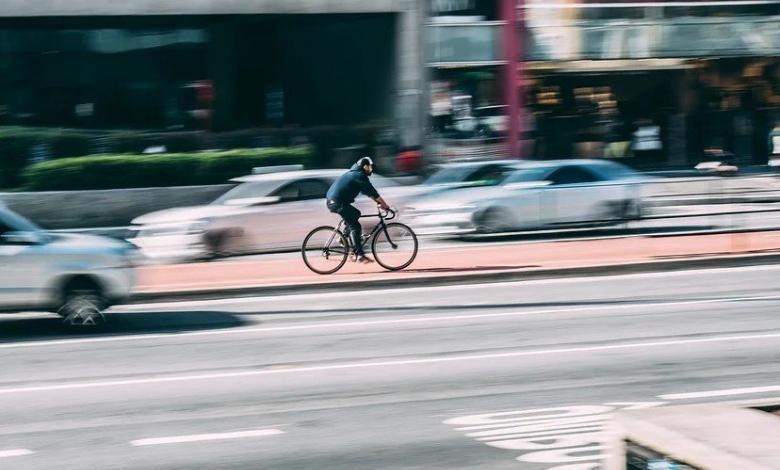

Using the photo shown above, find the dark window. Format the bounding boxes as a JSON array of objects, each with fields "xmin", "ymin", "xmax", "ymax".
[
  {"xmin": 467, "ymin": 165, "xmax": 512, "ymax": 185},
  {"xmin": 273, "ymin": 179, "xmax": 329, "ymax": 202},
  {"xmin": 548, "ymin": 166, "xmax": 600, "ymax": 185},
  {"xmin": 297, "ymin": 179, "xmax": 330, "ymax": 200},
  {"xmin": 273, "ymin": 182, "xmax": 300, "ymax": 202},
  {"xmin": 0, "ymin": 220, "xmax": 11, "ymax": 238}
]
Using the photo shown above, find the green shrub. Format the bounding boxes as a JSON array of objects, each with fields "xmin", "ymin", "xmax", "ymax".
[
  {"xmin": 0, "ymin": 127, "xmax": 100, "ymax": 188},
  {"xmin": 22, "ymin": 147, "xmax": 312, "ymax": 190}
]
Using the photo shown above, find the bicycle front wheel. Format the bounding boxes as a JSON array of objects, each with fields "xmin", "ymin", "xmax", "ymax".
[
  {"xmin": 371, "ymin": 222, "xmax": 418, "ymax": 271},
  {"xmin": 302, "ymin": 226, "xmax": 349, "ymax": 275}
]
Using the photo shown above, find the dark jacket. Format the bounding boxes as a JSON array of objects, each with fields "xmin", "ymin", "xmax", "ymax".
[{"xmin": 326, "ymin": 163, "xmax": 380, "ymax": 205}]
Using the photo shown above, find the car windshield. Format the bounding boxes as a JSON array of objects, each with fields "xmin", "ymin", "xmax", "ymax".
[
  {"xmin": 423, "ymin": 166, "xmax": 475, "ymax": 186},
  {"xmin": 592, "ymin": 162, "xmax": 640, "ymax": 180},
  {"xmin": 423, "ymin": 165, "xmax": 508, "ymax": 187},
  {"xmin": 212, "ymin": 181, "xmax": 284, "ymax": 205},
  {"xmin": 0, "ymin": 208, "xmax": 41, "ymax": 233},
  {"xmin": 502, "ymin": 167, "xmax": 553, "ymax": 184}
]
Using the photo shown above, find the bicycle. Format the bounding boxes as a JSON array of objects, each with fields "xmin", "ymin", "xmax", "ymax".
[{"xmin": 302, "ymin": 208, "xmax": 418, "ymax": 275}]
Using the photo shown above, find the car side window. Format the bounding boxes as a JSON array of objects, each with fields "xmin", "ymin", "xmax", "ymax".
[
  {"xmin": 297, "ymin": 179, "xmax": 330, "ymax": 200},
  {"xmin": 0, "ymin": 220, "xmax": 11, "ymax": 240},
  {"xmin": 274, "ymin": 179, "xmax": 329, "ymax": 202},
  {"xmin": 468, "ymin": 165, "xmax": 508, "ymax": 185},
  {"xmin": 273, "ymin": 182, "xmax": 300, "ymax": 202},
  {"xmin": 548, "ymin": 166, "xmax": 600, "ymax": 185}
]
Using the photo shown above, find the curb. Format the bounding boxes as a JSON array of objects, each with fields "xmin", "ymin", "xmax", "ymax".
[{"xmin": 130, "ymin": 251, "xmax": 780, "ymax": 304}]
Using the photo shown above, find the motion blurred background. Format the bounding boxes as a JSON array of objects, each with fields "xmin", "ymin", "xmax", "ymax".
[{"xmin": 1, "ymin": 2, "xmax": 780, "ymax": 469}]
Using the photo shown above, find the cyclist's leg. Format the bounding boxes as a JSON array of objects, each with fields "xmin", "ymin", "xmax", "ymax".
[{"xmin": 340, "ymin": 205, "xmax": 363, "ymax": 256}]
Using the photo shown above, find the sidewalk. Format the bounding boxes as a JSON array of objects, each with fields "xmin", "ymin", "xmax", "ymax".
[{"xmin": 135, "ymin": 230, "xmax": 780, "ymax": 298}]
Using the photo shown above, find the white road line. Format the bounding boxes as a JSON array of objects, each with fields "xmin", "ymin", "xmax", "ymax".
[
  {"xmin": 0, "ymin": 449, "xmax": 33, "ymax": 458},
  {"xmin": 124, "ymin": 263, "xmax": 780, "ymax": 310},
  {"xmin": 131, "ymin": 429, "xmax": 284, "ymax": 447},
  {"xmin": 2, "ymin": 331, "xmax": 779, "ymax": 396},
  {"xmin": 4, "ymin": 294, "xmax": 780, "ymax": 351},
  {"xmin": 659, "ymin": 385, "xmax": 780, "ymax": 401}
]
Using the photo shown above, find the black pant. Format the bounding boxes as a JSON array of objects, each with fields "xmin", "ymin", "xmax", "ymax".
[{"xmin": 327, "ymin": 200, "xmax": 363, "ymax": 255}]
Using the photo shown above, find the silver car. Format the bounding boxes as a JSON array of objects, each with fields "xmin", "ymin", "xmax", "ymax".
[
  {"xmin": 129, "ymin": 169, "xmax": 409, "ymax": 261},
  {"xmin": 0, "ymin": 205, "xmax": 136, "ymax": 326},
  {"xmin": 407, "ymin": 160, "xmax": 646, "ymax": 235}
]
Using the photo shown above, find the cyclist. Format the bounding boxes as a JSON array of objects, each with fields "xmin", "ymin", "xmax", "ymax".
[{"xmin": 326, "ymin": 157, "xmax": 391, "ymax": 264}]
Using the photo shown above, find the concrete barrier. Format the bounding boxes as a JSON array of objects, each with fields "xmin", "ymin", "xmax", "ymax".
[
  {"xmin": 0, "ymin": 184, "xmax": 233, "ymax": 229},
  {"xmin": 606, "ymin": 399, "xmax": 780, "ymax": 469}
]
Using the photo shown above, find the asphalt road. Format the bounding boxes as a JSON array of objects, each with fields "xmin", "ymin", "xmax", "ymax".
[{"xmin": 3, "ymin": 264, "xmax": 780, "ymax": 468}]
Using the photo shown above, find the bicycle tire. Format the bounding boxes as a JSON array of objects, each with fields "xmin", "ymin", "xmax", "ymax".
[
  {"xmin": 302, "ymin": 226, "xmax": 349, "ymax": 275},
  {"xmin": 371, "ymin": 222, "xmax": 418, "ymax": 271}
]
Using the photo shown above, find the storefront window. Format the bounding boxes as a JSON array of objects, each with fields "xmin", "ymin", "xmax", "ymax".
[
  {"xmin": 428, "ymin": 24, "xmax": 502, "ymax": 64},
  {"xmin": 0, "ymin": 28, "xmax": 209, "ymax": 129},
  {"xmin": 525, "ymin": 1, "xmax": 780, "ymax": 61}
]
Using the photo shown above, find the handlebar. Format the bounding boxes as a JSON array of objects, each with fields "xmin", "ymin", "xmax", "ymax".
[
  {"xmin": 379, "ymin": 207, "xmax": 397, "ymax": 220},
  {"xmin": 358, "ymin": 207, "xmax": 398, "ymax": 220}
]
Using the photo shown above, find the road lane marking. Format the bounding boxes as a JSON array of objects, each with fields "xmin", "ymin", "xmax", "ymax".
[
  {"xmin": 0, "ymin": 449, "xmax": 33, "ymax": 458},
  {"xmin": 1, "ymin": 331, "xmax": 779, "ymax": 395},
  {"xmin": 124, "ymin": 263, "xmax": 780, "ymax": 310},
  {"xmin": 445, "ymin": 404, "xmax": 649, "ymax": 467},
  {"xmin": 131, "ymin": 429, "xmax": 284, "ymax": 447},
  {"xmin": 659, "ymin": 385, "xmax": 780, "ymax": 400},
  {"xmin": 4, "ymin": 294, "xmax": 780, "ymax": 351}
]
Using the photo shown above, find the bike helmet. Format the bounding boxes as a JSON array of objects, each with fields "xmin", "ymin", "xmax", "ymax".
[{"xmin": 357, "ymin": 156, "xmax": 374, "ymax": 168}]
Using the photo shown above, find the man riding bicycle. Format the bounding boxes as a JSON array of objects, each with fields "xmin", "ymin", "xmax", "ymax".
[{"xmin": 326, "ymin": 157, "xmax": 391, "ymax": 264}]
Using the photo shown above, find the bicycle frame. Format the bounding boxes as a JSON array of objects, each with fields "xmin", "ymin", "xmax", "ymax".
[{"xmin": 327, "ymin": 210, "xmax": 398, "ymax": 255}]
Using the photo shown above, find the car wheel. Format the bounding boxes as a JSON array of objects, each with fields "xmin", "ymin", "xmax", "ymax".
[
  {"xmin": 615, "ymin": 200, "xmax": 642, "ymax": 221},
  {"xmin": 57, "ymin": 280, "xmax": 109, "ymax": 328},
  {"xmin": 476, "ymin": 208, "xmax": 512, "ymax": 234},
  {"xmin": 203, "ymin": 228, "xmax": 243, "ymax": 260}
]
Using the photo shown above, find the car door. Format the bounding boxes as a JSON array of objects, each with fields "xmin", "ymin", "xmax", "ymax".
[
  {"xmin": 0, "ymin": 221, "xmax": 43, "ymax": 309},
  {"xmin": 540, "ymin": 165, "xmax": 608, "ymax": 225},
  {"xmin": 250, "ymin": 178, "xmax": 333, "ymax": 251}
]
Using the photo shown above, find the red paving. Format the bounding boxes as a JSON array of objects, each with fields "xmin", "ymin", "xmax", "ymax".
[{"xmin": 136, "ymin": 231, "xmax": 780, "ymax": 294}]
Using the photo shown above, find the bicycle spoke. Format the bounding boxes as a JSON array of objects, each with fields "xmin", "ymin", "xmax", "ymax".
[
  {"xmin": 372, "ymin": 223, "xmax": 418, "ymax": 271},
  {"xmin": 302, "ymin": 226, "xmax": 349, "ymax": 275}
]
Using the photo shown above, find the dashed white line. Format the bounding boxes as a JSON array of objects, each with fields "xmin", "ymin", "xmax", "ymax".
[
  {"xmin": 131, "ymin": 429, "xmax": 285, "ymax": 447},
  {"xmin": 659, "ymin": 385, "xmax": 780, "ymax": 401},
  {"xmin": 1, "ymin": 331, "xmax": 779, "ymax": 396},
  {"xmin": 0, "ymin": 449, "xmax": 33, "ymax": 458}
]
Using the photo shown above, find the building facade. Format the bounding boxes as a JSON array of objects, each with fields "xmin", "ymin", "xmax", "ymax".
[
  {"xmin": 0, "ymin": 0, "xmax": 427, "ymax": 153},
  {"xmin": 427, "ymin": 0, "xmax": 780, "ymax": 167}
]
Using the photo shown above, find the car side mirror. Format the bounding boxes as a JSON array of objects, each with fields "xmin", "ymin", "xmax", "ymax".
[{"xmin": 0, "ymin": 231, "xmax": 45, "ymax": 245}]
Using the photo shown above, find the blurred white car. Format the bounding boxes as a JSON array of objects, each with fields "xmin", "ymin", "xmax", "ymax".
[
  {"xmin": 129, "ymin": 169, "xmax": 411, "ymax": 260},
  {"xmin": 0, "ymin": 205, "xmax": 135, "ymax": 326},
  {"xmin": 406, "ymin": 160, "xmax": 646, "ymax": 235}
]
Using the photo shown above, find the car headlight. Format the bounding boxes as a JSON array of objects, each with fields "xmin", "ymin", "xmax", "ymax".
[{"xmin": 187, "ymin": 219, "xmax": 210, "ymax": 235}]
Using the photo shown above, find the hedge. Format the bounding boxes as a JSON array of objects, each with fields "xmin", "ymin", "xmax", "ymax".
[
  {"xmin": 22, "ymin": 147, "xmax": 313, "ymax": 191},
  {"xmin": 0, "ymin": 123, "xmax": 391, "ymax": 188}
]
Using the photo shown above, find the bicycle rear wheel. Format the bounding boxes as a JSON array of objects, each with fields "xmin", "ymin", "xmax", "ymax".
[
  {"xmin": 371, "ymin": 222, "xmax": 418, "ymax": 271},
  {"xmin": 302, "ymin": 226, "xmax": 349, "ymax": 275}
]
